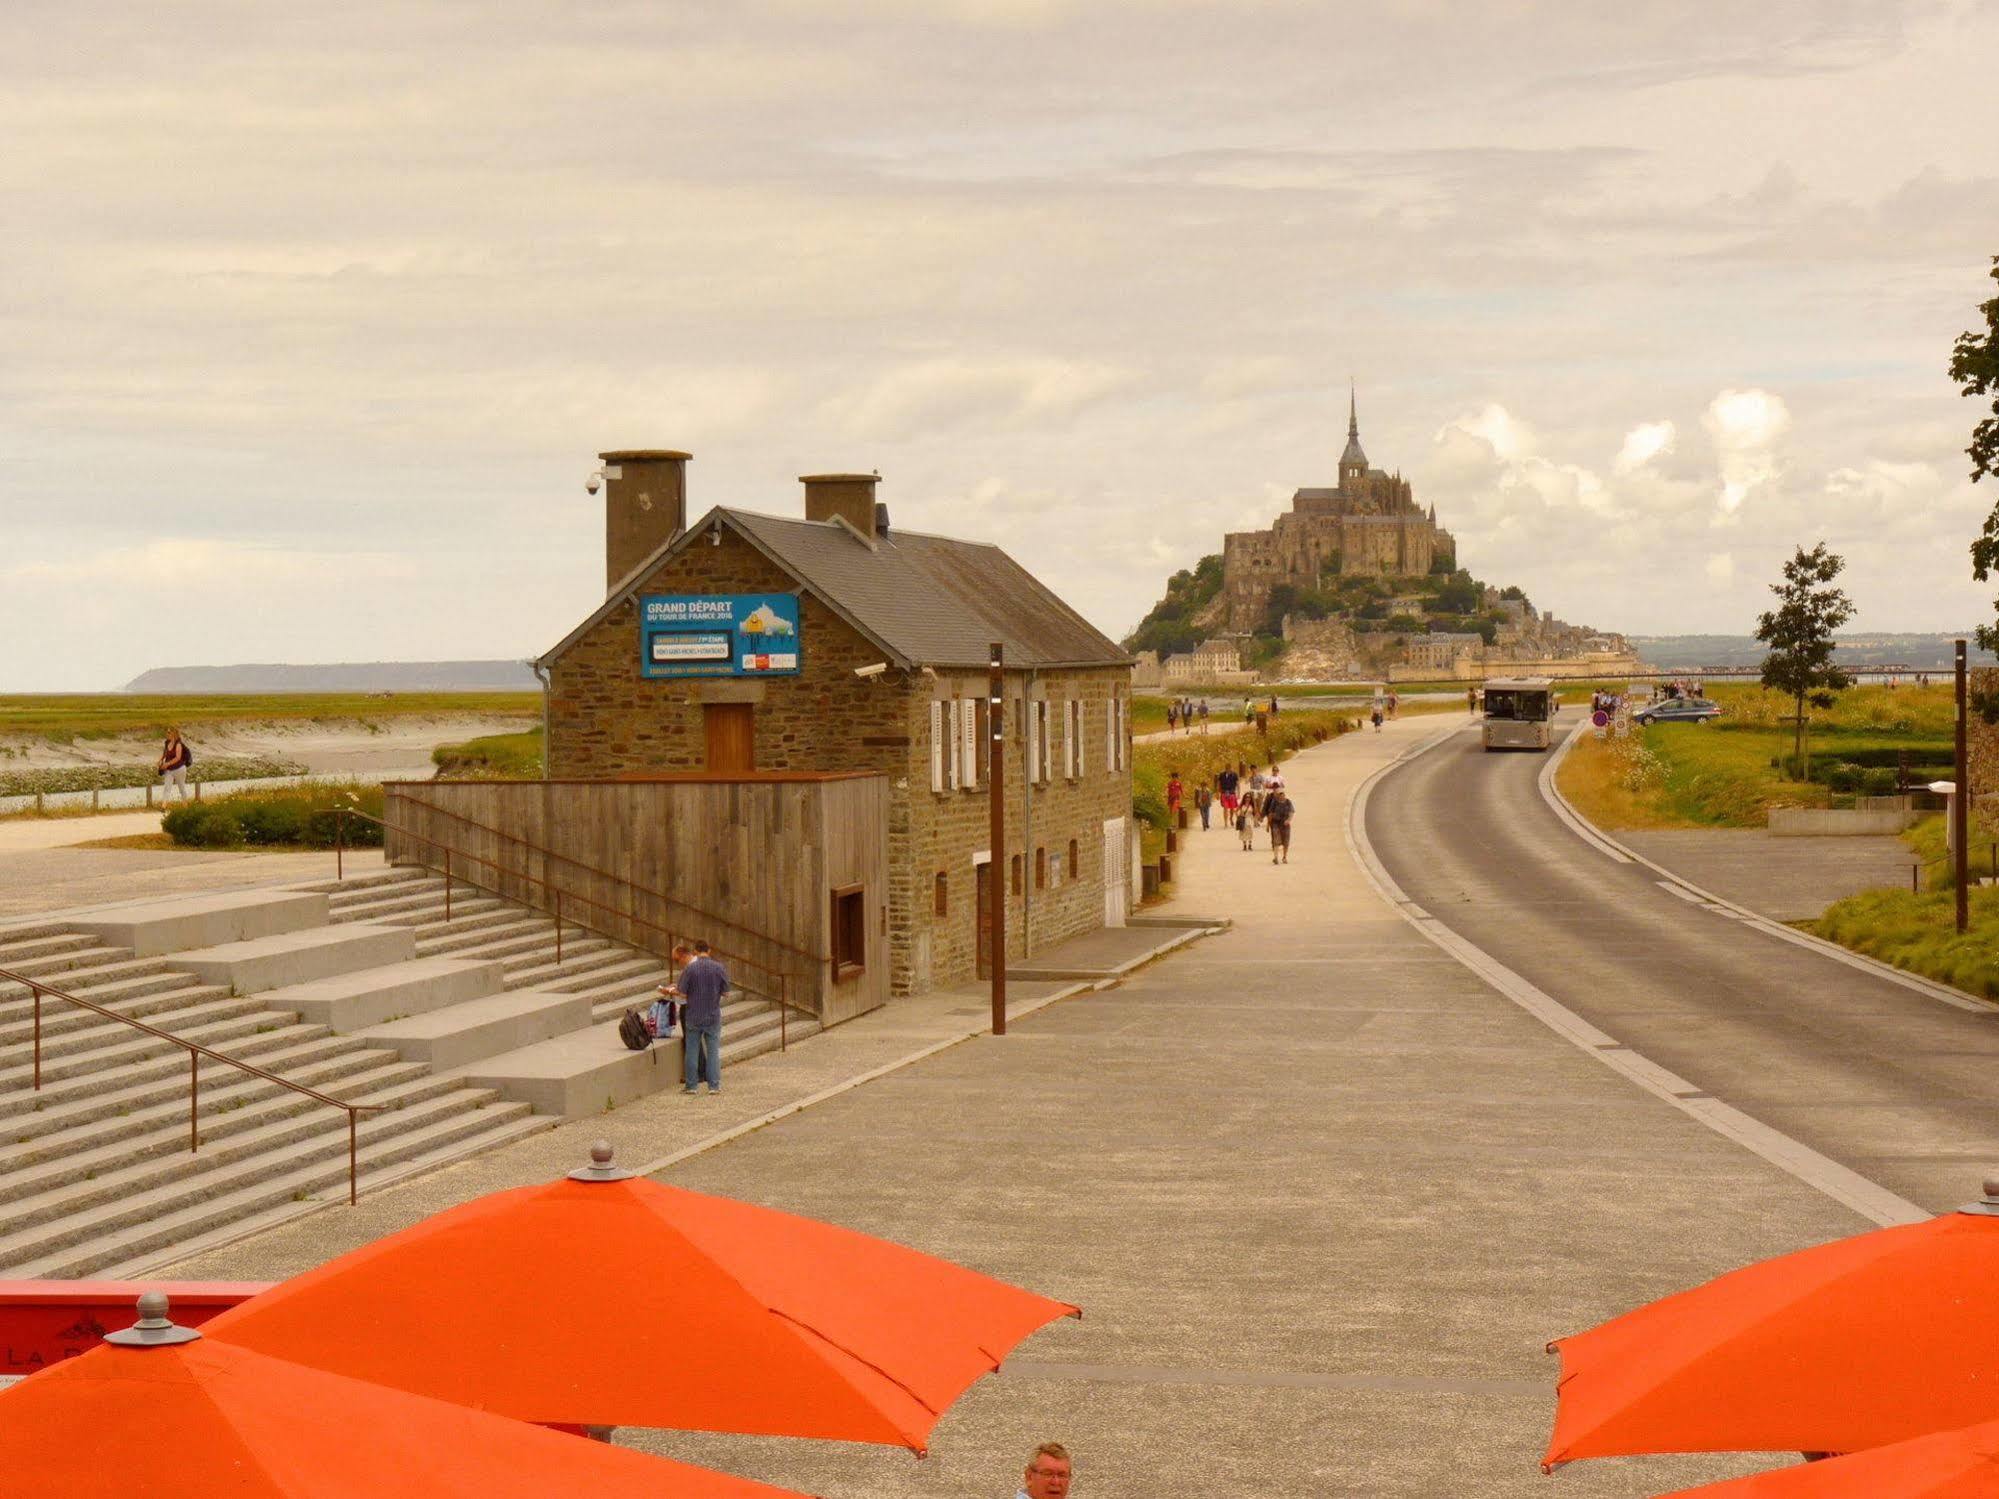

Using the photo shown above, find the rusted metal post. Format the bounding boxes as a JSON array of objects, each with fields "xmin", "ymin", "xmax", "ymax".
[
  {"xmin": 779, "ymin": 974, "xmax": 788, "ymax": 1052},
  {"xmin": 989, "ymin": 641, "xmax": 1007, "ymax": 1036},
  {"xmin": 554, "ymin": 889, "xmax": 562, "ymax": 964},
  {"xmin": 1956, "ymin": 639, "xmax": 1970, "ymax": 935},
  {"xmin": 444, "ymin": 848, "xmax": 453, "ymax": 922},
  {"xmin": 348, "ymin": 1111, "xmax": 359, "ymax": 1206},
  {"xmin": 335, "ymin": 808, "xmax": 344, "ymax": 881},
  {"xmin": 32, "ymin": 984, "xmax": 41, "ymax": 1091},
  {"xmin": 189, "ymin": 1052, "xmax": 199, "ymax": 1152}
]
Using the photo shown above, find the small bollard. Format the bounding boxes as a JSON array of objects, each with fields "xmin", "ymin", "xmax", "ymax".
[
  {"xmin": 146, "ymin": 783, "xmax": 154, "ymax": 808},
  {"xmin": 1158, "ymin": 853, "xmax": 1173, "ymax": 884},
  {"xmin": 1166, "ymin": 829, "xmax": 1178, "ymax": 854},
  {"xmin": 92, "ymin": 787, "xmax": 100, "ymax": 811}
]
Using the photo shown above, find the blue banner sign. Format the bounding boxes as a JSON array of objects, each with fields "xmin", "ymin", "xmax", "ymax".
[{"xmin": 640, "ymin": 593, "xmax": 802, "ymax": 679}]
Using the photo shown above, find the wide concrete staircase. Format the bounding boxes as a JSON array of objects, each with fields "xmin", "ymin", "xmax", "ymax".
[{"xmin": 0, "ymin": 870, "xmax": 817, "ymax": 1278}]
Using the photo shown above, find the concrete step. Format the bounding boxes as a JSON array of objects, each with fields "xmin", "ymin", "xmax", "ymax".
[
  {"xmin": 498, "ymin": 946, "xmax": 652, "ymax": 995},
  {"xmin": 0, "ymin": 950, "xmax": 178, "ymax": 1002},
  {"xmin": 266, "ymin": 957, "xmax": 507, "ymax": 1033},
  {"xmin": 70, "ymin": 889, "xmax": 330, "ymax": 957},
  {"xmin": 0, "ymin": 974, "xmax": 228, "ymax": 1047},
  {"xmin": 0, "ymin": 1054, "xmax": 445, "ymax": 1183},
  {"xmin": 0, "ymin": 932, "xmax": 103, "ymax": 968},
  {"xmin": 2, "ymin": 990, "xmax": 265, "ymax": 1065},
  {"xmin": 1, "ymin": 1040, "xmax": 409, "ymax": 1151},
  {"xmin": 358, "ymin": 987, "xmax": 593, "ymax": 1070},
  {"xmin": 0, "ymin": 1019, "xmax": 357, "ymax": 1125},
  {"xmin": 0, "ymin": 1092, "xmax": 546, "ymax": 1277},
  {"xmin": 406, "ymin": 910, "xmax": 549, "ymax": 954},
  {"xmin": 0, "ymin": 1005, "xmax": 314, "ymax": 1092},
  {"xmin": 460, "ymin": 1000, "xmax": 809, "ymax": 1117},
  {"xmin": 0, "ymin": 1085, "xmax": 500, "ymax": 1241},
  {"xmin": 325, "ymin": 885, "xmax": 471, "ymax": 925},
  {"xmin": 76, "ymin": 1111, "xmax": 560, "ymax": 1282},
  {"xmin": 167, "ymin": 924, "xmax": 416, "ymax": 996},
  {"xmin": 306, "ymin": 867, "xmax": 431, "ymax": 899}
]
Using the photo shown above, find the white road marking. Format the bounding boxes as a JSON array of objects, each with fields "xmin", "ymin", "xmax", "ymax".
[{"xmin": 1348, "ymin": 732, "xmax": 1927, "ymax": 1230}]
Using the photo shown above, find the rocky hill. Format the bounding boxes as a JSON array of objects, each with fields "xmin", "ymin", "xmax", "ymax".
[{"xmin": 1126, "ymin": 553, "xmax": 1543, "ymax": 677}]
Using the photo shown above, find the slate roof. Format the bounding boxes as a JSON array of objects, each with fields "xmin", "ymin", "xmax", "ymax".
[{"xmin": 541, "ymin": 506, "xmax": 1131, "ymax": 673}]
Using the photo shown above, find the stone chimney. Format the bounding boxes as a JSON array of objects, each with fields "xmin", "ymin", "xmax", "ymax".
[
  {"xmin": 601, "ymin": 449, "xmax": 689, "ymax": 593},
  {"xmin": 801, "ymin": 473, "xmax": 878, "ymax": 538}
]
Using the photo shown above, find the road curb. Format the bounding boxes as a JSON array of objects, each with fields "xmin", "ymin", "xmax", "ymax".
[
  {"xmin": 1345, "ymin": 721, "xmax": 1925, "ymax": 1230},
  {"xmin": 1540, "ymin": 718, "xmax": 1994, "ymax": 1015}
]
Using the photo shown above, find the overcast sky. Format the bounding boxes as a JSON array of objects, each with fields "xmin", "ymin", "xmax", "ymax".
[{"xmin": 5, "ymin": 0, "xmax": 1999, "ymax": 689}]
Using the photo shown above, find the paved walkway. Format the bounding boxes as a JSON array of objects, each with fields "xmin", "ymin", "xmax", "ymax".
[
  {"xmin": 152, "ymin": 719, "xmax": 1866, "ymax": 1496},
  {"xmin": 1619, "ymin": 828, "xmax": 1920, "ymax": 922}
]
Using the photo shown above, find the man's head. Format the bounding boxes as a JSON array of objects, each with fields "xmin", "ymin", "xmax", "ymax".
[
  {"xmin": 1023, "ymin": 1442, "xmax": 1071, "ymax": 1498},
  {"xmin": 693, "ymin": 940, "xmax": 712, "ymax": 956}
]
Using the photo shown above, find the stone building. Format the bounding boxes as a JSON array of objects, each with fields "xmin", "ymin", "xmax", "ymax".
[
  {"xmin": 1221, "ymin": 392, "xmax": 1456, "ymax": 631},
  {"xmin": 540, "ymin": 451, "xmax": 1136, "ymax": 999},
  {"xmin": 1405, "ymin": 632, "xmax": 1485, "ymax": 674},
  {"xmin": 1161, "ymin": 638, "xmax": 1258, "ymax": 687}
]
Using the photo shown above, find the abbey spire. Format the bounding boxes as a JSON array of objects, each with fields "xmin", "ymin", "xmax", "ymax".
[{"xmin": 1339, "ymin": 382, "xmax": 1368, "ymax": 481}]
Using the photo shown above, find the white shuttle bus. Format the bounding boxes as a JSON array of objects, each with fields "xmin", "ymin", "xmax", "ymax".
[{"xmin": 1481, "ymin": 677, "xmax": 1558, "ymax": 751}]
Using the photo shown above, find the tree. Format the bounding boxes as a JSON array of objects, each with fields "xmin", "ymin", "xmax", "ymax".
[
  {"xmin": 1755, "ymin": 543, "xmax": 1856, "ymax": 765},
  {"xmin": 1954, "ymin": 256, "xmax": 1999, "ymax": 651}
]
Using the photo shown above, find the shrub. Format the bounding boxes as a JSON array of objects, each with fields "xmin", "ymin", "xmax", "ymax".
[
  {"xmin": 163, "ymin": 803, "xmax": 244, "ymax": 847},
  {"xmin": 235, "ymin": 800, "xmax": 304, "ymax": 845},
  {"xmin": 163, "ymin": 783, "xmax": 385, "ymax": 850},
  {"xmin": 1862, "ymin": 767, "xmax": 1900, "ymax": 797},
  {"xmin": 1826, "ymin": 762, "xmax": 1863, "ymax": 793}
]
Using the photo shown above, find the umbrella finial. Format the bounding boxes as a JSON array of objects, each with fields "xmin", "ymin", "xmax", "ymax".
[
  {"xmin": 104, "ymin": 1292, "xmax": 202, "ymax": 1347},
  {"xmin": 1955, "ymin": 1177, "xmax": 1999, "ymax": 1215},
  {"xmin": 568, "ymin": 1139, "xmax": 636, "ymax": 1183}
]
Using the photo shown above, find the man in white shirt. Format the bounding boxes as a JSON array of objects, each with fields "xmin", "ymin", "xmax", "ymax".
[{"xmin": 1015, "ymin": 1442, "xmax": 1073, "ymax": 1499}]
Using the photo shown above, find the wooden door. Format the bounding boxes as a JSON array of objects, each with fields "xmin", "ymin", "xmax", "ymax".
[
  {"xmin": 974, "ymin": 861, "xmax": 993, "ymax": 980},
  {"xmin": 703, "ymin": 703, "xmax": 755, "ymax": 773}
]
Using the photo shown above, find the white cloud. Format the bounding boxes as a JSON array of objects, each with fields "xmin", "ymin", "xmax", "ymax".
[
  {"xmin": 1614, "ymin": 420, "xmax": 1675, "ymax": 474},
  {"xmin": 1703, "ymin": 388, "xmax": 1791, "ymax": 518},
  {"xmin": 819, "ymin": 358, "xmax": 1138, "ymax": 441},
  {"xmin": 1705, "ymin": 552, "xmax": 1735, "ymax": 585}
]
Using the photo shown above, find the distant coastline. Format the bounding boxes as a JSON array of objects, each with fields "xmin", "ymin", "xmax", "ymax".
[
  {"xmin": 122, "ymin": 660, "xmax": 540, "ymax": 694},
  {"xmin": 1631, "ymin": 632, "xmax": 1996, "ymax": 671}
]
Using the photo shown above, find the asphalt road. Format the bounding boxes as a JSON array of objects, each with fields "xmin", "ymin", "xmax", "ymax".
[{"xmin": 1365, "ymin": 710, "xmax": 1999, "ymax": 1216}]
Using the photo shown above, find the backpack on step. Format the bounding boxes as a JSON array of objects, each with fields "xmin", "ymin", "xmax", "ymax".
[{"xmin": 618, "ymin": 1008, "xmax": 653, "ymax": 1052}]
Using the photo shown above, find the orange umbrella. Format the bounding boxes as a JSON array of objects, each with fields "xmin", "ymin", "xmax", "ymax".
[
  {"xmin": 1546, "ymin": 1181, "xmax": 1999, "ymax": 1469},
  {"xmin": 1656, "ymin": 1418, "xmax": 1999, "ymax": 1498},
  {"xmin": 0, "ymin": 1292, "xmax": 808, "ymax": 1499},
  {"xmin": 209, "ymin": 1141, "xmax": 1078, "ymax": 1454}
]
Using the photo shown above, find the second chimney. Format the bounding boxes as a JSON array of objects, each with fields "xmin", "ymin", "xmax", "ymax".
[
  {"xmin": 801, "ymin": 473, "xmax": 879, "ymax": 538},
  {"xmin": 602, "ymin": 449, "xmax": 689, "ymax": 593}
]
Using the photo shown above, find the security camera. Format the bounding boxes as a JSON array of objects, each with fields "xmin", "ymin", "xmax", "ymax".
[
  {"xmin": 585, "ymin": 467, "xmax": 605, "ymax": 495},
  {"xmin": 853, "ymin": 662, "xmax": 888, "ymax": 679}
]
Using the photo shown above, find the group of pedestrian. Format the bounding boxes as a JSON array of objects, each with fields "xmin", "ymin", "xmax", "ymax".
[
  {"xmin": 1659, "ymin": 679, "xmax": 1703, "ymax": 701},
  {"xmin": 1200, "ymin": 760, "xmax": 1294, "ymax": 863},
  {"xmin": 1162, "ymin": 698, "xmax": 1210, "ymax": 735},
  {"xmin": 1368, "ymin": 686, "xmax": 1398, "ymax": 732},
  {"xmin": 1588, "ymin": 689, "xmax": 1626, "ymax": 716},
  {"xmin": 653, "ymin": 941, "xmax": 732, "ymax": 1094}
]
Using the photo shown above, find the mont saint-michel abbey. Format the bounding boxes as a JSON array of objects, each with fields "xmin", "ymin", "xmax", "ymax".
[{"xmin": 1221, "ymin": 394, "xmax": 1455, "ymax": 632}]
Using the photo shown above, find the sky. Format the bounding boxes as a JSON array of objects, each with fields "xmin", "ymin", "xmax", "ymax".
[{"xmin": 4, "ymin": 0, "xmax": 1998, "ymax": 689}]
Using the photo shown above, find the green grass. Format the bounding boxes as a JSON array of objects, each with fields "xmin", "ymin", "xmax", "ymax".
[
  {"xmin": 0, "ymin": 692, "xmax": 539, "ymax": 742},
  {"xmin": 1556, "ymin": 682, "xmax": 1955, "ymax": 830},
  {"xmin": 433, "ymin": 727, "xmax": 544, "ymax": 779},
  {"xmin": 1813, "ymin": 884, "xmax": 1999, "ymax": 999}
]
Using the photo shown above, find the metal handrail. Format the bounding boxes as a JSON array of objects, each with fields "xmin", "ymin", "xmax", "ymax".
[
  {"xmin": 0, "ymin": 965, "xmax": 384, "ymax": 1206},
  {"xmin": 335, "ymin": 807, "xmax": 818, "ymax": 1043},
  {"xmin": 379, "ymin": 789, "xmax": 822, "ymax": 966}
]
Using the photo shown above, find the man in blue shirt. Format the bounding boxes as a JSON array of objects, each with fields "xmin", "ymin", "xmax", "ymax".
[{"xmin": 677, "ymin": 941, "xmax": 730, "ymax": 1094}]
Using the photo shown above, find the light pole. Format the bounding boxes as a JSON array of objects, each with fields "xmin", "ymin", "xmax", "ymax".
[
  {"xmin": 1956, "ymin": 639, "xmax": 1970, "ymax": 934},
  {"xmin": 988, "ymin": 641, "xmax": 1007, "ymax": 1035}
]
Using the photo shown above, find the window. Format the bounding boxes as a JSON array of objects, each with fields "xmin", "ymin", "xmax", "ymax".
[
  {"xmin": 1067, "ymin": 838, "xmax": 1079, "ymax": 879},
  {"xmin": 831, "ymin": 885, "xmax": 866, "ymax": 979},
  {"xmin": 1010, "ymin": 854, "xmax": 1022, "ymax": 895},
  {"xmin": 1035, "ymin": 846, "xmax": 1047, "ymax": 890},
  {"xmin": 934, "ymin": 870, "xmax": 948, "ymax": 917}
]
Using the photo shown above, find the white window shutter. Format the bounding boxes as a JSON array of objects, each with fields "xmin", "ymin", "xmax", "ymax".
[
  {"xmin": 930, "ymin": 701, "xmax": 945, "ymax": 792},
  {"xmin": 1039, "ymin": 702, "xmax": 1051, "ymax": 784},
  {"xmin": 1026, "ymin": 700, "xmax": 1040, "ymax": 784},
  {"xmin": 961, "ymin": 698, "xmax": 979, "ymax": 789}
]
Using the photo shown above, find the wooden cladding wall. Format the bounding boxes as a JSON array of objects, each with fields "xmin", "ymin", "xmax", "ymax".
[{"xmin": 382, "ymin": 777, "xmax": 890, "ymax": 1024}]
